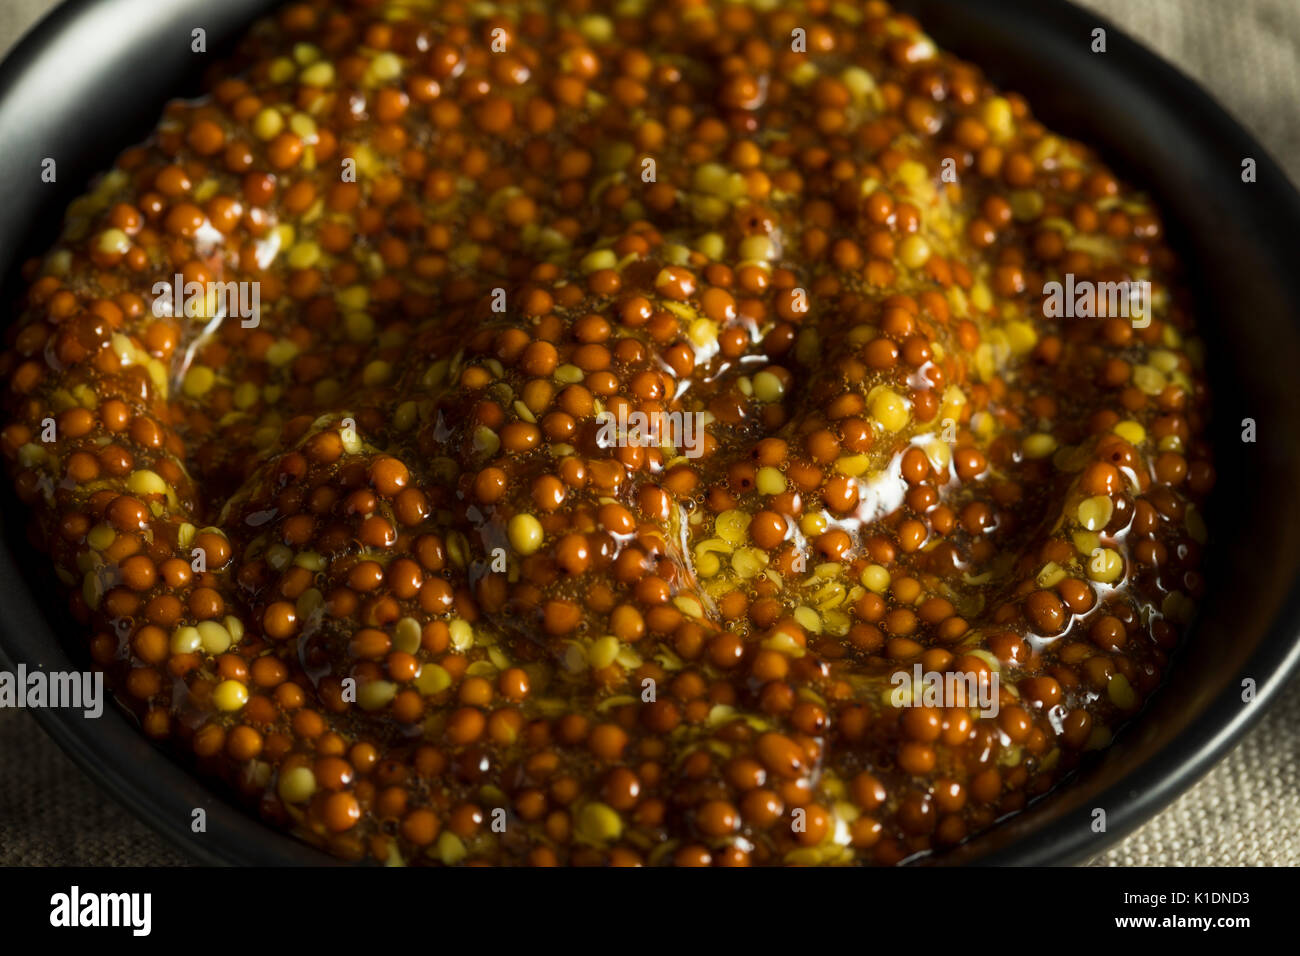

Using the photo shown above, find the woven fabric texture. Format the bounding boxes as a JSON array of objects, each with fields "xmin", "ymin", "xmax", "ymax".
[{"xmin": 0, "ymin": 0, "xmax": 1297, "ymax": 866}]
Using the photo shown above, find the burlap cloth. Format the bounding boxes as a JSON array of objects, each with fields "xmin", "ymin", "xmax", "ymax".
[{"xmin": 1, "ymin": 0, "xmax": 1297, "ymax": 866}]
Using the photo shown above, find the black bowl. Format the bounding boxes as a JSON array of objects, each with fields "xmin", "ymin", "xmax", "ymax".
[{"xmin": 1, "ymin": 0, "xmax": 1298, "ymax": 867}]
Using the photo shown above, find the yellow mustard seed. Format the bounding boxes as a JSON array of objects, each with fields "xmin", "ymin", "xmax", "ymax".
[
  {"xmin": 212, "ymin": 679, "xmax": 249, "ymax": 712},
  {"xmin": 508, "ymin": 513, "xmax": 544, "ymax": 554},
  {"xmin": 277, "ymin": 766, "xmax": 317, "ymax": 804}
]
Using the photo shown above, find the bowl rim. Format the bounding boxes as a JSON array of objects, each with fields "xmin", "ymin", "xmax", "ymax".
[
  {"xmin": 898, "ymin": 0, "xmax": 1300, "ymax": 865},
  {"xmin": 0, "ymin": 0, "xmax": 345, "ymax": 866},
  {"xmin": 1, "ymin": 0, "xmax": 1298, "ymax": 867}
]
